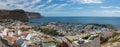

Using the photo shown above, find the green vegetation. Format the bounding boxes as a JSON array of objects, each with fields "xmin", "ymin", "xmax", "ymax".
[
  {"xmin": 43, "ymin": 42, "xmax": 56, "ymax": 47},
  {"xmin": 1, "ymin": 39, "xmax": 8, "ymax": 44},
  {"xmin": 100, "ymin": 37, "xmax": 109, "ymax": 43},
  {"xmin": 33, "ymin": 26, "xmax": 41, "ymax": 31},
  {"xmin": 41, "ymin": 28, "xmax": 59, "ymax": 36},
  {"xmin": 21, "ymin": 28, "xmax": 31, "ymax": 31}
]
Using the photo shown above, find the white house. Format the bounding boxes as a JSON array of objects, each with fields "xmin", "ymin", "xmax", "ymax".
[
  {"xmin": 25, "ymin": 32, "xmax": 34, "ymax": 40},
  {"xmin": 0, "ymin": 32, "xmax": 3, "ymax": 38},
  {"xmin": 2, "ymin": 28, "xmax": 8, "ymax": 35},
  {"xmin": 21, "ymin": 42, "xmax": 27, "ymax": 47},
  {"xmin": 18, "ymin": 30, "xmax": 22, "ymax": 35},
  {"xmin": 8, "ymin": 32, "xmax": 14, "ymax": 37}
]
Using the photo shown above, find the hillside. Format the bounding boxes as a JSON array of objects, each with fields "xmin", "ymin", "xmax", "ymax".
[
  {"xmin": 0, "ymin": 9, "xmax": 42, "ymax": 22},
  {"xmin": 101, "ymin": 30, "xmax": 120, "ymax": 47}
]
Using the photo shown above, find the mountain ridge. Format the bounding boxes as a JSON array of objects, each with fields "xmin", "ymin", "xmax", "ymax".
[{"xmin": 0, "ymin": 9, "xmax": 42, "ymax": 22}]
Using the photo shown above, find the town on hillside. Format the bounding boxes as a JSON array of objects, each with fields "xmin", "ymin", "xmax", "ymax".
[{"xmin": 0, "ymin": 19, "xmax": 119, "ymax": 47}]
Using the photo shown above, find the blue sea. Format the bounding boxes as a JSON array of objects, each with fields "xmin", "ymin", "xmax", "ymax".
[{"xmin": 29, "ymin": 17, "xmax": 120, "ymax": 27}]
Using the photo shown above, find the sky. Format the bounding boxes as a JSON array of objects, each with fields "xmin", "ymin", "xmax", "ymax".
[{"xmin": 0, "ymin": 0, "xmax": 120, "ymax": 17}]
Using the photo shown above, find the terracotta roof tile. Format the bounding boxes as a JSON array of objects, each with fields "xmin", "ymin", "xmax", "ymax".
[
  {"xmin": 42, "ymin": 37, "xmax": 54, "ymax": 42},
  {"xmin": 13, "ymin": 34, "xmax": 20, "ymax": 38},
  {"xmin": 61, "ymin": 41, "xmax": 69, "ymax": 47},
  {"xmin": 0, "ymin": 31, "xmax": 2, "ymax": 33},
  {"xmin": 21, "ymin": 32, "xmax": 29, "ymax": 37},
  {"xmin": 3, "ymin": 36, "xmax": 17, "ymax": 45}
]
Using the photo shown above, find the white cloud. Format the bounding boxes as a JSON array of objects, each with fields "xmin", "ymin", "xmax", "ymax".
[
  {"xmin": 91, "ymin": 10, "xmax": 120, "ymax": 17},
  {"xmin": 43, "ymin": 4, "xmax": 58, "ymax": 10},
  {"xmin": 31, "ymin": 0, "xmax": 41, "ymax": 4},
  {"xmin": 100, "ymin": 6, "xmax": 112, "ymax": 8},
  {"xmin": 100, "ymin": 6, "xmax": 120, "ymax": 9},
  {"xmin": 70, "ymin": 7, "xmax": 83, "ymax": 10},
  {"xmin": 55, "ymin": 4, "xmax": 68, "ymax": 8},
  {"xmin": 101, "ymin": 10, "xmax": 120, "ymax": 13},
  {"xmin": 0, "ymin": 0, "xmax": 57, "ymax": 12},
  {"xmin": 0, "ymin": 0, "xmax": 42, "ymax": 12},
  {"xmin": 47, "ymin": 0, "xmax": 52, "ymax": 3},
  {"xmin": 41, "ymin": 9, "xmax": 120, "ymax": 17},
  {"xmin": 34, "ymin": 4, "xmax": 46, "ymax": 11},
  {"xmin": 71, "ymin": 0, "xmax": 102, "ymax": 4}
]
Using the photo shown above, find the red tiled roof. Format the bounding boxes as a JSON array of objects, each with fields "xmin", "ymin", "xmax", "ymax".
[
  {"xmin": 103, "ymin": 31, "xmax": 112, "ymax": 35},
  {"xmin": 0, "ymin": 31, "xmax": 2, "ymax": 33},
  {"xmin": 61, "ymin": 41, "xmax": 69, "ymax": 47},
  {"xmin": 13, "ymin": 34, "xmax": 20, "ymax": 38},
  {"xmin": 21, "ymin": 32, "xmax": 29, "ymax": 37},
  {"xmin": 102, "ymin": 31, "xmax": 113, "ymax": 38},
  {"xmin": 42, "ymin": 37, "xmax": 54, "ymax": 42},
  {"xmin": 31, "ymin": 44, "xmax": 37, "ymax": 47},
  {"xmin": 3, "ymin": 35, "xmax": 17, "ymax": 45}
]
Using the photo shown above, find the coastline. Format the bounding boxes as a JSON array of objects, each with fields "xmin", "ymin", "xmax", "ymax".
[
  {"xmin": 29, "ymin": 17, "xmax": 120, "ymax": 28},
  {"xmin": 0, "ymin": 18, "xmax": 119, "ymax": 47}
]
